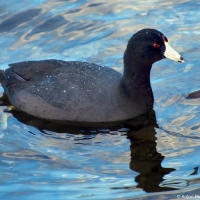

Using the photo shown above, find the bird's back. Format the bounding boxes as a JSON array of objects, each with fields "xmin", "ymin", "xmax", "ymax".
[{"xmin": 0, "ymin": 60, "xmax": 144, "ymax": 122}]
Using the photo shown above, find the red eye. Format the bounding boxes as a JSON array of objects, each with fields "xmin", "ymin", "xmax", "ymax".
[{"xmin": 153, "ymin": 43, "xmax": 160, "ymax": 48}]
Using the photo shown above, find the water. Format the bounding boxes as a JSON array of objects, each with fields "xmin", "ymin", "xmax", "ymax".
[{"xmin": 0, "ymin": 0, "xmax": 200, "ymax": 199}]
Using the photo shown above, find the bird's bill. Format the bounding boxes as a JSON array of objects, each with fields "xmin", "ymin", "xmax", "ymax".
[{"xmin": 164, "ymin": 41, "xmax": 184, "ymax": 63}]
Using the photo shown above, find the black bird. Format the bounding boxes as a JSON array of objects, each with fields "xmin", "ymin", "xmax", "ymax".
[
  {"xmin": 187, "ymin": 90, "xmax": 200, "ymax": 99},
  {"xmin": 0, "ymin": 29, "xmax": 184, "ymax": 124}
]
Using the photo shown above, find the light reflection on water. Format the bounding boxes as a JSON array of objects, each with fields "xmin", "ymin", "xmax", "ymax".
[{"xmin": 0, "ymin": 0, "xmax": 200, "ymax": 199}]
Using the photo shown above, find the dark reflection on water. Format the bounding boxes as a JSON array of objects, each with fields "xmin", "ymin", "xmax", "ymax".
[
  {"xmin": 128, "ymin": 126, "xmax": 175, "ymax": 192},
  {"xmin": 2, "ymin": 105, "xmax": 177, "ymax": 192}
]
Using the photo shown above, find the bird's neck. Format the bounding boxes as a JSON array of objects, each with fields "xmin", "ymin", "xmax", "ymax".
[
  {"xmin": 122, "ymin": 62, "xmax": 154, "ymax": 110},
  {"xmin": 123, "ymin": 60, "xmax": 152, "ymax": 87}
]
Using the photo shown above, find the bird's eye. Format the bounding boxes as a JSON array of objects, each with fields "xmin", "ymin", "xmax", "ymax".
[{"xmin": 153, "ymin": 43, "xmax": 160, "ymax": 48}]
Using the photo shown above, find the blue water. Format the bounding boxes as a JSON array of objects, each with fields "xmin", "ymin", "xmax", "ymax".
[{"xmin": 0, "ymin": 0, "xmax": 200, "ymax": 199}]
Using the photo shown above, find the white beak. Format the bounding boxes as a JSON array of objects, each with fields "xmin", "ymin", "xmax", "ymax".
[{"xmin": 164, "ymin": 41, "xmax": 184, "ymax": 63}]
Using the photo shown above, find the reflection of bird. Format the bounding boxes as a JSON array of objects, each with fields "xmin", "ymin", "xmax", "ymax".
[
  {"xmin": 0, "ymin": 29, "xmax": 183, "ymax": 125},
  {"xmin": 127, "ymin": 114, "xmax": 176, "ymax": 192},
  {"xmin": 8, "ymin": 106, "xmax": 175, "ymax": 192},
  {"xmin": 3, "ymin": 106, "xmax": 176, "ymax": 192}
]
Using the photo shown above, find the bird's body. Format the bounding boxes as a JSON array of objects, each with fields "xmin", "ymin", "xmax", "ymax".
[
  {"xmin": 0, "ymin": 60, "xmax": 147, "ymax": 122},
  {"xmin": 0, "ymin": 29, "xmax": 183, "ymax": 124}
]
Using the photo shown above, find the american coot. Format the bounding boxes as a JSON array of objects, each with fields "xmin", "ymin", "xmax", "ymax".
[
  {"xmin": 0, "ymin": 29, "xmax": 184, "ymax": 124},
  {"xmin": 187, "ymin": 90, "xmax": 200, "ymax": 99}
]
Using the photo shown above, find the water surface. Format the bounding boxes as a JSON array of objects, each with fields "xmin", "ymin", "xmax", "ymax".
[{"xmin": 0, "ymin": 0, "xmax": 200, "ymax": 199}]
